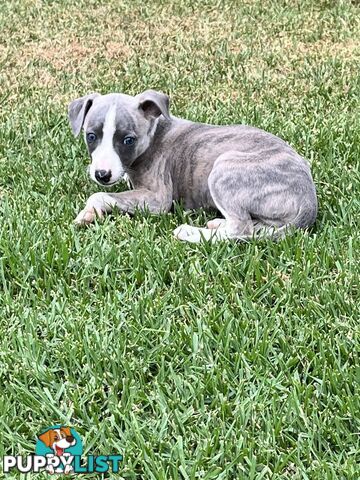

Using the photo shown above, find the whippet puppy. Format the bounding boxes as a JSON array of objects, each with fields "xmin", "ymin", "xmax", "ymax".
[{"xmin": 68, "ymin": 90, "xmax": 317, "ymax": 242}]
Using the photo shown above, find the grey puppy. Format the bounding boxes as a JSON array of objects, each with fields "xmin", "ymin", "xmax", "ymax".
[{"xmin": 68, "ymin": 89, "xmax": 317, "ymax": 242}]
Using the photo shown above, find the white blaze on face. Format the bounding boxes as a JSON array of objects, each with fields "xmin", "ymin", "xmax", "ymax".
[{"xmin": 89, "ymin": 105, "xmax": 125, "ymax": 184}]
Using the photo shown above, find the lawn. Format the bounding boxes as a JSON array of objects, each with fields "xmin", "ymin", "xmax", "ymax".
[{"xmin": 0, "ymin": 0, "xmax": 359, "ymax": 478}]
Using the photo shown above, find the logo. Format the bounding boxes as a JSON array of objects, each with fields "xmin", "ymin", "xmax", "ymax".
[{"xmin": 2, "ymin": 425, "xmax": 122, "ymax": 474}]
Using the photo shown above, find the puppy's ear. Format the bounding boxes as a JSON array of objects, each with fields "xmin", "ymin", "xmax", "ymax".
[
  {"xmin": 38, "ymin": 430, "xmax": 55, "ymax": 447},
  {"xmin": 137, "ymin": 90, "xmax": 170, "ymax": 120},
  {"xmin": 68, "ymin": 93, "xmax": 100, "ymax": 137}
]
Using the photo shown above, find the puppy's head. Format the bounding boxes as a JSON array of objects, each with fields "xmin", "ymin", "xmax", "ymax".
[
  {"xmin": 38, "ymin": 427, "xmax": 76, "ymax": 453},
  {"xmin": 68, "ymin": 90, "xmax": 170, "ymax": 186}
]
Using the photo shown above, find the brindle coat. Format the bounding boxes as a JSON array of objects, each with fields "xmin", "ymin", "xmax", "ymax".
[{"xmin": 68, "ymin": 90, "xmax": 317, "ymax": 242}]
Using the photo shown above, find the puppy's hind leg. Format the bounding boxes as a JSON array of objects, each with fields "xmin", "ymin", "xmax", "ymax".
[
  {"xmin": 206, "ymin": 152, "xmax": 258, "ymax": 242},
  {"xmin": 208, "ymin": 150, "xmax": 303, "ymax": 241},
  {"xmin": 174, "ymin": 153, "xmax": 257, "ymax": 243}
]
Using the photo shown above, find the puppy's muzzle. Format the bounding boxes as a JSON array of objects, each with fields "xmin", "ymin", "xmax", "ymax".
[{"xmin": 95, "ymin": 169, "xmax": 112, "ymax": 184}]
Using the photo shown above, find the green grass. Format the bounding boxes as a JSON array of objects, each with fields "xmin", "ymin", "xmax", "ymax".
[{"xmin": 0, "ymin": 0, "xmax": 360, "ymax": 478}]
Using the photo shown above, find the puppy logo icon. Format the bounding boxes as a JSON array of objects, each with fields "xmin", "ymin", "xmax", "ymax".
[
  {"xmin": 36, "ymin": 425, "xmax": 83, "ymax": 474},
  {"xmin": 38, "ymin": 426, "xmax": 78, "ymax": 456}
]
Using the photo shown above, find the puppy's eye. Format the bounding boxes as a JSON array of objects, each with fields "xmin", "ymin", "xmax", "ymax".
[
  {"xmin": 123, "ymin": 136, "xmax": 135, "ymax": 146},
  {"xmin": 86, "ymin": 133, "xmax": 97, "ymax": 143}
]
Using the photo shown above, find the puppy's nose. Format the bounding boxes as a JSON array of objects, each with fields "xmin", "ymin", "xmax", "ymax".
[
  {"xmin": 95, "ymin": 169, "xmax": 112, "ymax": 184},
  {"xmin": 66, "ymin": 435, "xmax": 74, "ymax": 443}
]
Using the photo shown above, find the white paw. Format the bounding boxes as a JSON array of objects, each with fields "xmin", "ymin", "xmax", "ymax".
[
  {"xmin": 74, "ymin": 208, "xmax": 99, "ymax": 225},
  {"xmin": 173, "ymin": 224, "xmax": 203, "ymax": 243},
  {"xmin": 64, "ymin": 465, "xmax": 73, "ymax": 474},
  {"xmin": 74, "ymin": 192, "xmax": 112, "ymax": 226}
]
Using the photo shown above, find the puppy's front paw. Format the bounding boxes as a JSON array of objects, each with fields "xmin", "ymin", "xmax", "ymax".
[
  {"xmin": 74, "ymin": 208, "xmax": 102, "ymax": 226},
  {"xmin": 64, "ymin": 464, "xmax": 73, "ymax": 474},
  {"xmin": 74, "ymin": 193, "xmax": 114, "ymax": 226}
]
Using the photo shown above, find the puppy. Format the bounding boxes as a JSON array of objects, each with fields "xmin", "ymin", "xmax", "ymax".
[{"xmin": 68, "ymin": 90, "xmax": 317, "ymax": 242}]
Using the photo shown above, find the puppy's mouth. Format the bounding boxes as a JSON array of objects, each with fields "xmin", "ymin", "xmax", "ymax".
[
  {"xmin": 55, "ymin": 446, "xmax": 65, "ymax": 456},
  {"xmin": 94, "ymin": 179, "xmax": 120, "ymax": 187}
]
